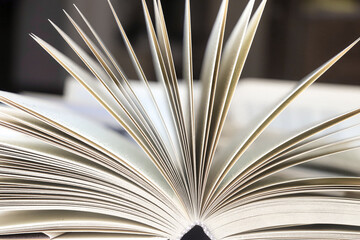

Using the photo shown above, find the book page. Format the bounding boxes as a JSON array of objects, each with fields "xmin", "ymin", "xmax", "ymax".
[
  {"xmin": 0, "ymin": 210, "xmax": 164, "ymax": 237},
  {"xmin": 205, "ymin": 38, "xmax": 360, "ymax": 209},
  {"xmin": 204, "ymin": 196, "xmax": 360, "ymax": 239},
  {"xmin": 195, "ymin": 0, "xmax": 228, "ymax": 193},
  {"xmin": 0, "ymin": 92, "xmax": 179, "ymax": 206},
  {"xmin": 54, "ymin": 233, "xmax": 167, "ymax": 240}
]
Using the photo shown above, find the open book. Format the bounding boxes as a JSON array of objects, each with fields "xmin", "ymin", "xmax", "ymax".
[{"xmin": 1, "ymin": 0, "xmax": 360, "ymax": 239}]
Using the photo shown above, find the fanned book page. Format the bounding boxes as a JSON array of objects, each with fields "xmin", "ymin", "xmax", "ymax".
[{"xmin": 1, "ymin": 0, "xmax": 360, "ymax": 239}]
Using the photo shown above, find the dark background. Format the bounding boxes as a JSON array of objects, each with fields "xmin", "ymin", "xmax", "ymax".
[{"xmin": 1, "ymin": 0, "xmax": 360, "ymax": 94}]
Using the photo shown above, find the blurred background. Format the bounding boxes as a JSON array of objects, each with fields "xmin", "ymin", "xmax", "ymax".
[{"xmin": 1, "ymin": 0, "xmax": 360, "ymax": 94}]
